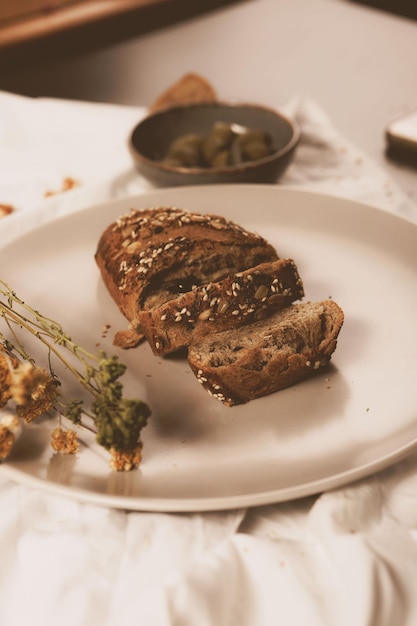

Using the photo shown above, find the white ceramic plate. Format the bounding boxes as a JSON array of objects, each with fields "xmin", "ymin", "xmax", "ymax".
[{"xmin": 1, "ymin": 185, "xmax": 417, "ymax": 512}]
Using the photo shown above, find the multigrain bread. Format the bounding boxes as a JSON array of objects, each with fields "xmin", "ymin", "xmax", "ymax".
[
  {"xmin": 188, "ymin": 300, "xmax": 344, "ymax": 406},
  {"xmin": 95, "ymin": 207, "xmax": 279, "ymax": 348},
  {"xmin": 138, "ymin": 258, "xmax": 304, "ymax": 355},
  {"xmin": 96, "ymin": 206, "xmax": 344, "ymax": 406}
]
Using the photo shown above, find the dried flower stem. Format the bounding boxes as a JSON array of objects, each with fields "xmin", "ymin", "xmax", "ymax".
[
  {"xmin": 1, "ymin": 285, "xmax": 100, "ymax": 398},
  {"xmin": 0, "ymin": 280, "xmax": 151, "ymax": 470}
]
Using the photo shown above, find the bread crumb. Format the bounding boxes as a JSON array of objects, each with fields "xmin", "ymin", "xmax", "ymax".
[
  {"xmin": 101, "ymin": 323, "xmax": 111, "ymax": 339},
  {"xmin": 113, "ymin": 328, "xmax": 145, "ymax": 349},
  {"xmin": 0, "ymin": 203, "xmax": 14, "ymax": 218},
  {"xmin": 44, "ymin": 177, "xmax": 79, "ymax": 198}
]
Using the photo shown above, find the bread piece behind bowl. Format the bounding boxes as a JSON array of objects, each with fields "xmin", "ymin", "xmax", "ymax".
[
  {"xmin": 149, "ymin": 73, "xmax": 217, "ymax": 112},
  {"xmin": 188, "ymin": 300, "xmax": 344, "ymax": 406}
]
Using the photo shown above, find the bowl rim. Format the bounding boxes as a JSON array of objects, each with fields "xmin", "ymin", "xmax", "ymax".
[{"xmin": 128, "ymin": 100, "xmax": 300, "ymax": 176}]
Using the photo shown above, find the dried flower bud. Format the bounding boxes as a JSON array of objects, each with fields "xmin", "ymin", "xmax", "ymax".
[
  {"xmin": 12, "ymin": 364, "xmax": 58, "ymax": 423},
  {"xmin": 0, "ymin": 425, "xmax": 15, "ymax": 461},
  {"xmin": 0, "ymin": 414, "xmax": 21, "ymax": 461},
  {"xmin": 109, "ymin": 443, "xmax": 143, "ymax": 472},
  {"xmin": 50, "ymin": 427, "xmax": 79, "ymax": 455}
]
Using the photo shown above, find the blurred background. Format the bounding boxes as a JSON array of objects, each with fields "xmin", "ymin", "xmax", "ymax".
[
  {"xmin": 0, "ymin": 0, "xmax": 416, "ymax": 198},
  {"xmin": 1, "ymin": 0, "xmax": 415, "ymax": 102}
]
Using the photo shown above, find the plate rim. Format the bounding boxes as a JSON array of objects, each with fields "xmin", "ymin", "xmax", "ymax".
[
  {"xmin": 2, "ymin": 434, "xmax": 417, "ymax": 511},
  {"xmin": 3, "ymin": 183, "xmax": 417, "ymax": 249}
]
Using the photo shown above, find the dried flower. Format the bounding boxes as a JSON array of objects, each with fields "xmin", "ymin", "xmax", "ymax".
[
  {"xmin": 110, "ymin": 442, "xmax": 143, "ymax": 472},
  {"xmin": 50, "ymin": 427, "xmax": 79, "ymax": 455},
  {"xmin": 12, "ymin": 362, "xmax": 57, "ymax": 423},
  {"xmin": 0, "ymin": 280, "xmax": 151, "ymax": 470},
  {"xmin": 0, "ymin": 425, "xmax": 15, "ymax": 461},
  {"xmin": 0, "ymin": 413, "xmax": 21, "ymax": 460}
]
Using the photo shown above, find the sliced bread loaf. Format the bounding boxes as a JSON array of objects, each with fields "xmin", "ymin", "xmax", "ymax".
[
  {"xmin": 138, "ymin": 258, "xmax": 304, "ymax": 355},
  {"xmin": 188, "ymin": 300, "xmax": 344, "ymax": 406},
  {"xmin": 95, "ymin": 207, "xmax": 279, "ymax": 347}
]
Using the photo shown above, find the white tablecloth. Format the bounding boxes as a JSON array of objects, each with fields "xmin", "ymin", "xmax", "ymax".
[{"xmin": 1, "ymin": 90, "xmax": 417, "ymax": 626}]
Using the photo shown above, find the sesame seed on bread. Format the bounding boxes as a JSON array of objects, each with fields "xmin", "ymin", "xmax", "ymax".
[{"xmin": 138, "ymin": 258, "xmax": 304, "ymax": 355}]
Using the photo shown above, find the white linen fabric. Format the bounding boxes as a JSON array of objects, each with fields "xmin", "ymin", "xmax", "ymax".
[{"xmin": 1, "ymin": 90, "xmax": 417, "ymax": 626}]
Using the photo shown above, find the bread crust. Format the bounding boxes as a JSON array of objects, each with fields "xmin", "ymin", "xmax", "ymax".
[
  {"xmin": 138, "ymin": 259, "xmax": 304, "ymax": 355},
  {"xmin": 95, "ymin": 206, "xmax": 279, "ymax": 340},
  {"xmin": 187, "ymin": 300, "xmax": 344, "ymax": 406},
  {"xmin": 149, "ymin": 73, "xmax": 217, "ymax": 112}
]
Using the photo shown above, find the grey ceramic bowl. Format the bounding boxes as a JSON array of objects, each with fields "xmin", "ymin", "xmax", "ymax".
[{"xmin": 129, "ymin": 101, "xmax": 299, "ymax": 187}]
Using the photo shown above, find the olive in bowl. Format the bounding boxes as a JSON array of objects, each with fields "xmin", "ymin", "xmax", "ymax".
[{"xmin": 129, "ymin": 101, "xmax": 300, "ymax": 187}]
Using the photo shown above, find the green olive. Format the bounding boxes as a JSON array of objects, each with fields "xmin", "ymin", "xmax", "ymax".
[
  {"xmin": 211, "ymin": 149, "xmax": 230, "ymax": 167},
  {"xmin": 168, "ymin": 133, "xmax": 203, "ymax": 153},
  {"xmin": 242, "ymin": 140, "xmax": 273, "ymax": 161},
  {"xmin": 166, "ymin": 134, "xmax": 204, "ymax": 166},
  {"xmin": 202, "ymin": 123, "xmax": 234, "ymax": 164},
  {"xmin": 237, "ymin": 128, "xmax": 273, "ymax": 147},
  {"xmin": 212, "ymin": 122, "xmax": 235, "ymax": 142},
  {"xmin": 161, "ymin": 123, "xmax": 274, "ymax": 169}
]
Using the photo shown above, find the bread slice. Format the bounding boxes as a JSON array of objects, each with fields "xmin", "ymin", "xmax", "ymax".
[
  {"xmin": 95, "ymin": 207, "xmax": 279, "ymax": 348},
  {"xmin": 149, "ymin": 73, "xmax": 217, "ymax": 112},
  {"xmin": 138, "ymin": 259, "xmax": 304, "ymax": 355},
  {"xmin": 188, "ymin": 300, "xmax": 344, "ymax": 406}
]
